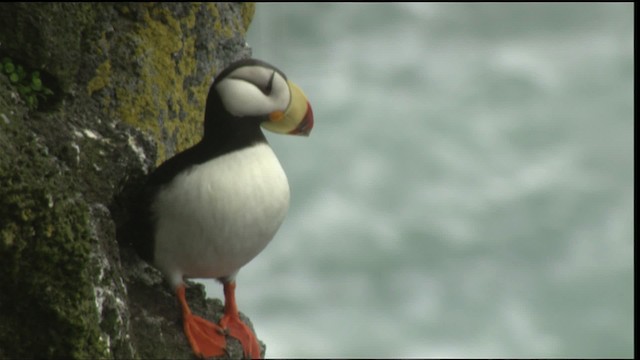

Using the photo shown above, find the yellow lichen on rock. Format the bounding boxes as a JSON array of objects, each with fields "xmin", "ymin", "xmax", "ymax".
[
  {"xmin": 240, "ymin": 3, "xmax": 256, "ymax": 33},
  {"xmin": 209, "ymin": 4, "xmax": 234, "ymax": 40},
  {"xmin": 113, "ymin": 5, "xmax": 213, "ymax": 164},
  {"xmin": 87, "ymin": 60, "xmax": 111, "ymax": 96},
  {"xmin": 84, "ymin": 3, "xmax": 253, "ymax": 165}
]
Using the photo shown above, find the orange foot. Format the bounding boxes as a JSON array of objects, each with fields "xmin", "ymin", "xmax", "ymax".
[
  {"xmin": 177, "ymin": 283, "xmax": 262, "ymax": 359},
  {"xmin": 221, "ymin": 281, "xmax": 262, "ymax": 359},
  {"xmin": 178, "ymin": 286, "xmax": 226, "ymax": 358}
]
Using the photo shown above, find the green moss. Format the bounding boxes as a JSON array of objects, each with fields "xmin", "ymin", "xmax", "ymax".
[
  {"xmin": 0, "ymin": 3, "xmax": 101, "ymax": 93},
  {"xmin": 0, "ymin": 56, "xmax": 55, "ymax": 110},
  {"xmin": 0, "ymin": 114, "xmax": 107, "ymax": 359}
]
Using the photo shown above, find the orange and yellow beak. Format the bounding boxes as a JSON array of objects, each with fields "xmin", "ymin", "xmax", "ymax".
[{"xmin": 261, "ymin": 80, "xmax": 314, "ymax": 137}]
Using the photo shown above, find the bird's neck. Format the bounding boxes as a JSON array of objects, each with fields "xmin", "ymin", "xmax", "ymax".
[
  {"xmin": 201, "ymin": 92, "xmax": 267, "ymax": 154},
  {"xmin": 202, "ymin": 115, "xmax": 267, "ymax": 155}
]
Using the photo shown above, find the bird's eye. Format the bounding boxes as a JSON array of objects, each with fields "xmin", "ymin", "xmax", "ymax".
[{"xmin": 263, "ymin": 71, "xmax": 276, "ymax": 95}]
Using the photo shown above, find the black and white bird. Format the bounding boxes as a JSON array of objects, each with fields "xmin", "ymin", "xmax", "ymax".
[{"xmin": 131, "ymin": 58, "xmax": 313, "ymax": 359}]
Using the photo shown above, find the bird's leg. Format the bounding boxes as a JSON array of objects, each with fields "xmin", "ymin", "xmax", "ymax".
[
  {"xmin": 177, "ymin": 285, "xmax": 227, "ymax": 358},
  {"xmin": 219, "ymin": 281, "xmax": 262, "ymax": 359}
]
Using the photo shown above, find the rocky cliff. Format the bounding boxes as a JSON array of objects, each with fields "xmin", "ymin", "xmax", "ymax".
[{"xmin": 0, "ymin": 3, "xmax": 262, "ymax": 358}]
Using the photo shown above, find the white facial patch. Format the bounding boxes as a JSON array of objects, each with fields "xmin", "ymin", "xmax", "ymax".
[{"xmin": 215, "ymin": 65, "xmax": 291, "ymax": 118}]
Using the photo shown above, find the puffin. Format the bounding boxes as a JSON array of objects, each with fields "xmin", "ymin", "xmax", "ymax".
[{"xmin": 131, "ymin": 58, "xmax": 313, "ymax": 359}]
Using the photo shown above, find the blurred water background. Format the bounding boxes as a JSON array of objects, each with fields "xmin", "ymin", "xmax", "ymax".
[{"xmin": 203, "ymin": 3, "xmax": 634, "ymax": 358}]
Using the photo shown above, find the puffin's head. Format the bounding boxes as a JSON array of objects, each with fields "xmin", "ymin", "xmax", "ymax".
[{"xmin": 206, "ymin": 58, "xmax": 314, "ymax": 137}]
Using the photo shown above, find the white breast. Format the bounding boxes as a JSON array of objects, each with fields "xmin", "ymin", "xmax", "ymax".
[{"xmin": 152, "ymin": 143, "xmax": 290, "ymax": 287}]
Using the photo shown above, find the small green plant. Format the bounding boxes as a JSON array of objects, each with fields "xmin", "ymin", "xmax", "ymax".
[{"xmin": 1, "ymin": 56, "xmax": 54, "ymax": 110}]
